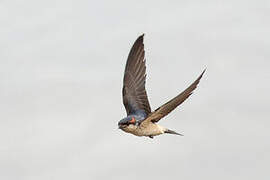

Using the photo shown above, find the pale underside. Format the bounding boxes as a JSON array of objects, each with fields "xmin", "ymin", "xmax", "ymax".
[{"xmin": 121, "ymin": 122, "xmax": 166, "ymax": 137}]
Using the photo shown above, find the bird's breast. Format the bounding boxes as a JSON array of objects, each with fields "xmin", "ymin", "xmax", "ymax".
[{"xmin": 121, "ymin": 123, "xmax": 164, "ymax": 137}]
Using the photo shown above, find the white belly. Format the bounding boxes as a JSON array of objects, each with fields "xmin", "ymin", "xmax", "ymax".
[{"xmin": 121, "ymin": 123, "xmax": 165, "ymax": 137}]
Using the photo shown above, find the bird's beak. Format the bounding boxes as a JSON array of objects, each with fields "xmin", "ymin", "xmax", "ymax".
[{"xmin": 118, "ymin": 124, "xmax": 127, "ymax": 129}]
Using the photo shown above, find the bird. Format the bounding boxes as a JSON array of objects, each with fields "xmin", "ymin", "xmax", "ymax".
[{"xmin": 118, "ymin": 34, "xmax": 205, "ymax": 138}]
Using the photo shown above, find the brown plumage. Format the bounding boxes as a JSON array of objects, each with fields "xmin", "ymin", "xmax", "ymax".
[
  {"xmin": 122, "ymin": 34, "xmax": 151, "ymax": 115},
  {"xmin": 143, "ymin": 70, "xmax": 205, "ymax": 124},
  {"xmin": 118, "ymin": 34, "xmax": 205, "ymax": 138}
]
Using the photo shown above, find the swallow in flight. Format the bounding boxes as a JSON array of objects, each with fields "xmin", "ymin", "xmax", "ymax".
[{"xmin": 118, "ymin": 34, "xmax": 205, "ymax": 138}]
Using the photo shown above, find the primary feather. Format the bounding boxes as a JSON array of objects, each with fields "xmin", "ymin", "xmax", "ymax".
[{"xmin": 122, "ymin": 34, "xmax": 151, "ymax": 116}]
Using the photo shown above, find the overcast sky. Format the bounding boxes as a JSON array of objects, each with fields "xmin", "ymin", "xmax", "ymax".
[{"xmin": 1, "ymin": 0, "xmax": 270, "ymax": 179}]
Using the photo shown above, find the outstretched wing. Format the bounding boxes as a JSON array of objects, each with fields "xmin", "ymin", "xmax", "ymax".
[
  {"xmin": 144, "ymin": 70, "xmax": 205, "ymax": 123},
  {"xmin": 122, "ymin": 34, "xmax": 151, "ymax": 115}
]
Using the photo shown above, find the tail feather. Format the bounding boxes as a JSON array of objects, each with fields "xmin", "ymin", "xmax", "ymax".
[{"xmin": 165, "ymin": 129, "xmax": 183, "ymax": 136}]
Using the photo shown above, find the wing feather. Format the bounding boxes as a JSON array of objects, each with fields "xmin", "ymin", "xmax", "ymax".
[
  {"xmin": 145, "ymin": 70, "xmax": 205, "ymax": 123},
  {"xmin": 122, "ymin": 35, "xmax": 151, "ymax": 115}
]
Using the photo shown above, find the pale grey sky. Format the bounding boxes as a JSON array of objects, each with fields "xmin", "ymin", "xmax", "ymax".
[{"xmin": 1, "ymin": 0, "xmax": 270, "ymax": 179}]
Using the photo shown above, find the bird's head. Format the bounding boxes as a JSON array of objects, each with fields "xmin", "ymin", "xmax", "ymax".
[{"xmin": 118, "ymin": 116, "xmax": 137, "ymax": 129}]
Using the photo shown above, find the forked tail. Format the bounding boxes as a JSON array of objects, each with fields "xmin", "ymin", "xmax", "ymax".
[{"xmin": 165, "ymin": 129, "xmax": 183, "ymax": 136}]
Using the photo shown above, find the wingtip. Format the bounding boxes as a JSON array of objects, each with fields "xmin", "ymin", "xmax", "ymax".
[
  {"xmin": 202, "ymin": 68, "xmax": 206, "ymax": 74},
  {"xmin": 134, "ymin": 34, "xmax": 145, "ymax": 44},
  {"xmin": 199, "ymin": 68, "xmax": 206, "ymax": 79},
  {"xmin": 138, "ymin": 33, "xmax": 145, "ymax": 40}
]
